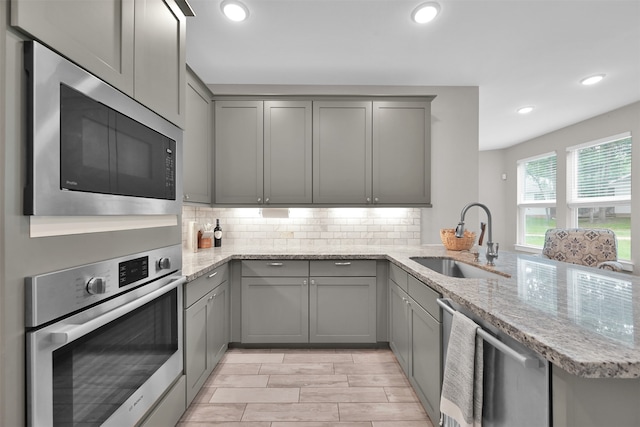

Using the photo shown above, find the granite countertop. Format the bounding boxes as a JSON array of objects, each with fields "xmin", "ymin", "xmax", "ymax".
[{"xmin": 182, "ymin": 243, "xmax": 640, "ymax": 379}]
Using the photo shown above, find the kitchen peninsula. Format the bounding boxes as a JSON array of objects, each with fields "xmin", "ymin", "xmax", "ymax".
[{"xmin": 183, "ymin": 243, "xmax": 640, "ymax": 427}]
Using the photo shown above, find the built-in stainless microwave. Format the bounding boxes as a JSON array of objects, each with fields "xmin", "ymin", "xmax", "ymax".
[{"xmin": 24, "ymin": 41, "xmax": 182, "ymax": 216}]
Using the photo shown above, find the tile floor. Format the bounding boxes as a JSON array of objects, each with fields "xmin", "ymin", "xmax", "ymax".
[{"xmin": 178, "ymin": 348, "xmax": 435, "ymax": 427}]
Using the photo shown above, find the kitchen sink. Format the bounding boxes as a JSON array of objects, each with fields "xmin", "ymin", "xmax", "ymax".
[{"xmin": 409, "ymin": 257, "xmax": 503, "ymax": 279}]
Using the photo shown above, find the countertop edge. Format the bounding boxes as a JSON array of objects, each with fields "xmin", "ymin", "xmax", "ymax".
[{"xmin": 181, "ymin": 246, "xmax": 640, "ymax": 379}]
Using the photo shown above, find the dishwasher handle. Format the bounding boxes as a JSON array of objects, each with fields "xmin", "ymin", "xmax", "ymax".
[{"xmin": 437, "ymin": 298, "xmax": 543, "ymax": 369}]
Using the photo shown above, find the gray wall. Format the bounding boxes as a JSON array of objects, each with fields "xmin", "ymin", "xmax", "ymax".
[
  {"xmin": 0, "ymin": 21, "xmax": 182, "ymax": 426},
  {"xmin": 208, "ymin": 84, "xmax": 481, "ymax": 245},
  {"xmin": 481, "ymin": 101, "xmax": 640, "ymax": 272}
]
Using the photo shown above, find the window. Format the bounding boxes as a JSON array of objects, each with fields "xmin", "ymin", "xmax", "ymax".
[
  {"xmin": 517, "ymin": 152, "xmax": 557, "ymax": 248},
  {"xmin": 567, "ymin": 133, "xmax": 632, "ymax": 261}
]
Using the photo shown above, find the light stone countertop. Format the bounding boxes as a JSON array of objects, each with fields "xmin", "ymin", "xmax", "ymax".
[{"xmin": 182, "ymin": 243, "xmax": 640, "ymax": 379}]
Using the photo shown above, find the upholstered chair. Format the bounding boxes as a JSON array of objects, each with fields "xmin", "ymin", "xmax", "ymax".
[{"xmin": 542, "ymin": 228, "xmax": 623, "ymax": 272}]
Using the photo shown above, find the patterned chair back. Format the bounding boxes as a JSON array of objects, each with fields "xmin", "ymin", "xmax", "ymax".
[{"xmin": 542, "ymin": 228, "xmax": 618, "ymax": 267}]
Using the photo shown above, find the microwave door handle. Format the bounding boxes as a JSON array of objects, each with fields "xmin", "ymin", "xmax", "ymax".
[{"xmin": 49, "ymin": 276, "xmax": 186, "ymax": 344}]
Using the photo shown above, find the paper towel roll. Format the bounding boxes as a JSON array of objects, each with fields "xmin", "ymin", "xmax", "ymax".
[{"xmin": 188, "ymin": 221, "xmax": 199, "ymax": 252}]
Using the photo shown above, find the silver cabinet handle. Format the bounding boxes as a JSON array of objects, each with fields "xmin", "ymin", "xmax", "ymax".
[
  {"xmin": 334, "ymin": 262, "xmax": 351, "ymax": 266},
  {"xmin": 184, "ymin": 194, "xmax": 190, "ymax": 200},
  {"xmin": 366, "ymin": 197, "xmax": 371, "ymax": 203},
  {"xmin": 310, "ymin": 279, "xmax": 315, "ymax": 285},
  {"xmin": 303, "ymin": 279, "xmax": 308, "ymax": 286},
  {"xmin": 268, "ymin": 262, "xmax": 283, "ymax": 266},
  {"xmin": 265, "ymin": 198, "xmax": 270, "ymax": 204},
  {"xmin": 257, "ymin": 197, "xmax": 262, "ymax": 203},
  {"xmin": 208, "ymin": 271, "xmax": 218, "ymax": 279},
  {"xmin": 374, "ymin": 197, "xmax": 379, "ymax": 203}
]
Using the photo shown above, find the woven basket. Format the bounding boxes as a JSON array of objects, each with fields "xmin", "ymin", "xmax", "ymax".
[{"xmin": 440, "ymin": 228, "xmax": 476, "ymax": 251}]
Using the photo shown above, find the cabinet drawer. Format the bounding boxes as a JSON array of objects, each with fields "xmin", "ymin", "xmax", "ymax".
[
  {"xmin": 242, "ymin": 260, "xmax": 309, "ymax": 277},
  {"xmin": 389, "ymin": 263, "xmax": 408, "ymax": 291},
  {"xmin": 310, "ymin": 260, "xmax": 376, "ymax": 277},
  {"xmin": 185, "ymin": 264, "xmax": 228, "ymax": 308},
  {"xmin": 407, "ymin": 275, "xmax": 441, "ymax": 321}
]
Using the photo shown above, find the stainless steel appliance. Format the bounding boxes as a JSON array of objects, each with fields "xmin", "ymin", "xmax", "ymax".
[
  {"xmin": 25, "ymin": 245, "xmax": 185, "ymax": 427},
  {"xmin": 24, "ymin": 40, "xmax": 182, "ymax": 216},
  {"xmin": 438, "ymin": 298, "xmax": 550, "ymax": 427}
]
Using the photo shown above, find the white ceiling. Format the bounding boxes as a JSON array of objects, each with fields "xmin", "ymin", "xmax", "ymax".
[{"xmin": 185, "ymin": 0, "xmax": 640, "ymax": 151}]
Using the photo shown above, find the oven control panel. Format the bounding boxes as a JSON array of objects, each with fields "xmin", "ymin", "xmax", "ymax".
[{"xmin": 25, "ymin": 244, "xmax": 182, "ymax": 328}]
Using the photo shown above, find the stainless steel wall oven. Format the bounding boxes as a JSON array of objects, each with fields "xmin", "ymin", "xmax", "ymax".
[{"xmin": 25, "ymin": 245, "xmax": 185, "ymax": 426}]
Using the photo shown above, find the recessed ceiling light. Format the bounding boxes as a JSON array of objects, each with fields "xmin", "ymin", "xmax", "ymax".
[
  {"xmin": 517, "ymin": 106, "xmax": 534, "ymax": 115},
  {"xmin": 221, "ymin": 0, "xmax": 249, "ymax": 22},
  {"xmin": 580, "ymin": 74, "xmax": 605, "ymax": 86},
  {"xmin": 412, "ymin": 2, "xmax": 441, "ymax": 24}
]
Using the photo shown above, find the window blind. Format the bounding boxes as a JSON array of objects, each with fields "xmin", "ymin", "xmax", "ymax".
[
  {"xmin": 520, "ymin": 153, "xmax": 557, "ymax": 203},
  {"xmin": 570, "ymin": 136, "xmax": 631, "ymax": 202}
]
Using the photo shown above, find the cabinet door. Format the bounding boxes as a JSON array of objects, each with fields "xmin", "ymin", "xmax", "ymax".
[
  {"xmin": 373, "ymin": 101, "xmax": 431, "ymax": 205},
  {"xmin": 11, "ymin": 0, "xmax": 135, "ymax": 95},
  {"xmin": 409, "ymin": 299, "xmax": 442, "ymax": 424},
  {"xmin": 215, "ymin": 101, "xmax": 264, "ymax": 204},
  {"xmin": 210, "ymin": 281, "xmax": 229, "ymax": 366},
  {"xmin": 241, "ymin": 277, "xmax": 309, "ymax": 343},
  {"xmin": 313, "ymin": 101, "xmax": 372, "ymax": 204},
  {"xmin": 184, "ymin": 289, "xmax": 215, "ymax": 405},
  {"xmin": 264, "ymin": 100, "xmax": 312, "ymax": 204},
  {"xmin": 183, "ymin": 68, "xmax": 212, "ymax": 204},
  {"xmin": 134, "ymin": 0, "xmax": 186, "ymax": 127},
  {"xmin": 309, "ymin": 277, "xmax": 377, "ymax": 343},
  {"xmin": 389, "ymin": 282, "xmax": 410, "ymax": 373}
]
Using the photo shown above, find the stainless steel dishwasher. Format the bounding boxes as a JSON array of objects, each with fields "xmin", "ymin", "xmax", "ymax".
[{"xmin": 438, "ymin": 298, "xmax": 550, "ymax": 427}]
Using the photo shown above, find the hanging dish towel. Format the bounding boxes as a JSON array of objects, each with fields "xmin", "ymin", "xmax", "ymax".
[{"xmin": 440, "ymin": 310, "xmax": 484, "ymax": 427}]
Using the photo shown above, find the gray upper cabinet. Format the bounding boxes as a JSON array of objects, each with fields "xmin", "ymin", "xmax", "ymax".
[
  {"xmin": 183, "ymin": 68, "xmax": 213, "ymax": 204},
  {"xmin": 214, "ymin": 97, "xmax": 432, "ymax": 206},
  {"xmin": 373, "ymin": 101, "xmax": 431, "ymax": 205},
  {"xmin": 313, "ymin": 101, "xmax": 373, "ymax": 204},
  {"xmin": 11, "ymin": 0, "xmax": 135, "ymax": 95},
  {"xmin": 214, "ymin": 100, "xmax": 264, "ymax": 204},
  {"xmin": 134, "ymin": 0, "xmax": 186, "ymax": 127},
  {"xmin": 264, "ymin": 100, "xmax": 313, "ymax": 204},
  {"xmin": 12, "ymin": 0, "xmax": 186, "ymax": 127},
  {"xmin": 214, "ymin": 100, "xmax": 312, "ymax": 205}
]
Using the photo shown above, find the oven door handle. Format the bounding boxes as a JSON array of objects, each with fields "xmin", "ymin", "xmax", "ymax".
[{"xmin": 49, "ymin": 275, "xmax": 186, "ymax": 344}]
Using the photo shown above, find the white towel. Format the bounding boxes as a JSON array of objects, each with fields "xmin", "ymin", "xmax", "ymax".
[{"xmin": 440, "ymin": 311, "xmax": 484, "ymax": 427}]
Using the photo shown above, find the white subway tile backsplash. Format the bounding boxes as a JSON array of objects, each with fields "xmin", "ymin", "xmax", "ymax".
[{"xmin": 182, "ymin": 206, "xmax": 421, "ymax": 248}]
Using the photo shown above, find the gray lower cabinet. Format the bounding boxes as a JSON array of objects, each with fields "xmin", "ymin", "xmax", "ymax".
[
  {"xmin": 184, "ymin": 265, "xmax": 229, "ymax": 405},
  {"xmin": 409, "ymin": 294, "xmax": 442, "ymax": 422},
  {"xmin": 240, "ymin": 260, "xmax": 377, "ymax": 344},
  {"xmin": 242, "ymin": 277, "xmax": 310, "ymax": 343},
  {"xmin": 389, "ymin": 278, "xmax": 411, "ymax": 371},
  {"xmin": 309, "ymin": 260, "xmax": 377, "ymax": 343},
  {"xmin": 241, "ymin": 260, "xmax": 310, "ymax": 343},
  {"xmin": 389, "ymin": 264, "xmax": 442, "ymax": 424}
]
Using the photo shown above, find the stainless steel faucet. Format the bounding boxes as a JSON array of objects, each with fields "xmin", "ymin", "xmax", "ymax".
[{"xmin": 455, "ymin": 202, "xmax": 499, "ymax": 266}]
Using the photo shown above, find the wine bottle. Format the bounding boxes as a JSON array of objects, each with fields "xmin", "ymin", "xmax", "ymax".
[{"xmin": 214, "ymin": 219, "xmax": 222, "ymax": 247}]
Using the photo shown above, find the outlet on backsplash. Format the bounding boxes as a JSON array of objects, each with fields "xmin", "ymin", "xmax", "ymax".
[{"xmin": 182, "ymin": 206, "xmax": 421, "ymax": 248}]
